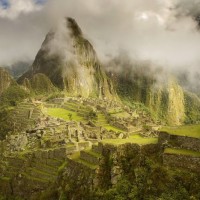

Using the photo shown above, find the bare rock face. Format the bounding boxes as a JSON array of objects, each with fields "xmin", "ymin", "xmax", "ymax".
[
  {"xmin": 19, "ymin": 18, "xmax": 116, "ymax": 99},
  {"xmin": 147, "ymin": 78, "xmax": 185, "ymax": 125},
  {"xmin": 0, "ymin": 68, "xmax": 13, "ymax": 96}
]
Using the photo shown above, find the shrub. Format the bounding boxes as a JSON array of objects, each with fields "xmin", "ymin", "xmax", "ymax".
[{"xmin": 0, "ymin": 85, "xmax": 29, "ymax": 106}]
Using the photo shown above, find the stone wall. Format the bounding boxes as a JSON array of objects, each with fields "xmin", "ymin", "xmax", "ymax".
[
  {"xmin": 33, "ymin": 147, "xmax": 67, "ymax": 160},
  {"xmin": 78, "ymin": 141, "xmax": 90, "ymax": 150},
  {"xmin": 58, "ymin": 157, "xmax": 97, "ymax": 200},
  {"xmin": 163, "ymin": 153, "xmax": 200, "ymax": 173},
  {"xmin": 92, "ymin": 143, "xmax": 103, "ymax": 154},
  {"xmin": 158, "ymin": 131, "xmax": 200, "ymax": 151},
  {"xmin": 141, "ymin": 143, "xmax": 159, "ymax": 156},
  {"xmin": 80, "ymin": 151, "xmax": 100, "ymax": 165}
]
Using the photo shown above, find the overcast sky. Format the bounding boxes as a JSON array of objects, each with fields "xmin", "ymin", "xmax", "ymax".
[{"xmin": 0, "ymin": 0, "xmax": 200, "ymax": 73}]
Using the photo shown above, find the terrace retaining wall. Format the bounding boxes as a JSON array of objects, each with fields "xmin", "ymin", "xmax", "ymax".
[{"xmin": 158, "ymin": 132, "xmax": 200, "ymax": 151}]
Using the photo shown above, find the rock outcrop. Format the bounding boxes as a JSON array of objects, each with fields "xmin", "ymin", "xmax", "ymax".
[
  {"xmin": 22, "ymin": 73, "xmax": 57, "ymax": 94},
  {"xmin": 0, "ymin": 68, "xmax": 13, "ymax": 96}
]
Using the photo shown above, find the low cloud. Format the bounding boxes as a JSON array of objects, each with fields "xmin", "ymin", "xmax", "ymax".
[{"xmin": 0, "ymin": 0, "xmax": 200, "ymax": 86}]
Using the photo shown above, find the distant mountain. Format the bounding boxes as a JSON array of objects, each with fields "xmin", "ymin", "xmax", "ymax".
[
  {"xmin": 18, "ymin": 17, "xmax": 116, "ymax": 99},
  {"xmin": 107, "ymin": 58, "xmax": 200, "ymax": 125},
  {"xmin": 7, "ymin": 61, "xmax": 31, "ymax": 79},
  {"xmin": 18, "ymin": 17, "xmax": 200, "ymax": 125}
]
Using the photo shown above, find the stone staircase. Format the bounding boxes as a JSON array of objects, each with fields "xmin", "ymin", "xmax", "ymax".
[{"xmin": 95, "ymin": 113, "xmax": 109, "ymax": 127}]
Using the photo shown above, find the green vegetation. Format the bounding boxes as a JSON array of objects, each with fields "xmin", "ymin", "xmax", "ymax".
[
  {"xmin": 46, "ymin": 92, "xmax": 65, "ymax": 101},
  {"xmin": 58, "ymin": 161, "xmax": 67, "ymax": 173},
  {"xmin": 104, "ymin": 125, "xmax": 123, "ymax": 132},
  {"xmin": 30, "ymin": 73, "xmax": 58, "ymax": 95},
  {"xmin": 47, "ymin": 108, "xmax": 83, "ymax": 121},
  {"xmin": 0, "ymin": 107, "xmax": 14, "ymax": 139},
  {"xmin": 184, "ymin": 92, "xmax": 200, "ymax": 124},
  {"xmin": 161, "ymin": 125, "xmax": 200, "ymax": 138},
  {"xmin": 84, "ymin": 149, "xmax": 101, "ymax": 158},
  {"xmin": 164, "ymin": 148, "xmax": 200, "ymax": 157},
  {"xmin": 47, "ymin": 107, "xmax": 124, "ymax": 132},
  {"xmin": 85, "ymin": 110, "xmax": 98, "ymax": 122},
  {"xmin": 60, "ymin": 154, "xmax": 200, "ymax": 200},
  {"xmin": 102, "ymin": 134, "xmax": 158, "ymax": 145},
  {"xmin": 0, "ymin": 85, "xmax": 29, "ymax": 106}
]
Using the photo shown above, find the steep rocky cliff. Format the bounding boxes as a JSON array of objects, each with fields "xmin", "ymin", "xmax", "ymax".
[
  {"xmin": 110, "ymin": 66, "xmax": 192, "ymax": 125},
  {"xmin": 0, "ymin": 68, "xmax": 13, "ymax": 96},
  {"xmin": 147, "ymin": 79, "xmax": 185, "ymax": 125},
  {"xmin": 19, "ymin": 18, "xmax": 116, "ymax": 99}
]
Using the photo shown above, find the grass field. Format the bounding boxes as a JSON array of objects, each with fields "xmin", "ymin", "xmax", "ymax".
[
  {"xmin": 102, "ymin": 134, "xmax": 158, "ymax": 146},
  {"xmin": 104, "ymin": 125, "xmax": 124, "ymax": 132},
  {"xmin": 164, "ymin": 148, "xmax": 200, "ymax": 157},
  {"xmin": 47, "ymin": 108, "xmax": 83, "ymax": 122},
  {"xmin": 47, "ymin": 107, "xmax": 124, "ymax": 132},
  {"xmin": 161, "ymin": 125, "xmax": 200, "ymax": 139}
]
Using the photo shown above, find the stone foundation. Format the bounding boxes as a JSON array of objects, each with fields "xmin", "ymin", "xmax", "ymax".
[
  {"xmin": 159, "ymin": 132, "xmax": 200, "ymax": 151},
  {"xmin": 163, "ymin": 153, "xmax": 200, "ymax": 173}
]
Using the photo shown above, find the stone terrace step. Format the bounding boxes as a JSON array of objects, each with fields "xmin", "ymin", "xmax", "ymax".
[
  {"xmin": 68, "ymin": 152, "xmax": 98, "ymax": 170},
  {"xmin": 6, "ymin": 156, "xmax": 26, "ymax": 168},
  {"xmin": 22, "ymin": 172, "xmax": 51, "ymax": 185},
  {"xmin": 92, "ymin": 144, "xmax": 103, "ymax": 154},
  {"xmin": 3, "ymin": 170, "xmax": 17, "ymax": 178},
  {"xmin": 75, "ymin": 158, "xmax": 98, "ymax": 170},
  {"xmin": 80, "ymin": 150, "xmax": 101, "ymax": 165},
  {"xmin": 25, "ymin": 167, "xmax": 57, "ymax": 182},
  {"xmin": 164, "ymin": 148, "xmax": 200, "ymax": 157},
  {"xmin": 163, "ymin": 148, "xmax": 200, "ymax": 173},
  {"xmin": 45, "ymin": 159, "xmax": 64, "ymax": 168},
  {"xmin": 31, "ymin": 162, "xmax": 58, "ymax": 176}
]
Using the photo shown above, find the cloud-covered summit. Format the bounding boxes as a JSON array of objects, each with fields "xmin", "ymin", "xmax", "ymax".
[{"xmin": 0, "ymin": 0, "xmax": 200, "ymax": 74}]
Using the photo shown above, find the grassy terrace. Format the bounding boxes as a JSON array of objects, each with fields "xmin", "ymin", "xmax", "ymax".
[
  {"xmin": 164, "ymin": 148, "xmax": 200, "ymax": 157},
  {"xmin": 47, "ymin": 107, "xmax": 124, "ymax": 132},
  {"xmin": 0, "ymin": 176, "xmax": 10, "ymax": 181},
  {"xmin": 102, "ymin": 134, "xmax": 158, "ymax": 146},
  {"xmin": 161, "ymin": 125, "xmax": 200, "ymax": 139},
  {"xmin": 84, "ymin": 149, "xmax": 101, "ymax": 158},
  {"xmin": 110, "ymin": 111, "xmax": 130, "ymax": 118},
  {"xmin": 104, "ymin": 125, "xmax": 123, "ymax": 132},
  {"xmin": 47, "ymin": 108, "xmax": 83, "ymax": 122}
]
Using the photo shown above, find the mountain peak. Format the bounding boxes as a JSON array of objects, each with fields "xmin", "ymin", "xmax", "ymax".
[
  {"xmin": 66, "ymin": 17, "xmax": 83, "ymax": 37},
  {"xmin": 18, "ymin": 18, "xmax": 116, "ymax": 99}
]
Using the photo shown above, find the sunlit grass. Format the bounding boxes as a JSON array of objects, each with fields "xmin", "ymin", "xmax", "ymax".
[
  {"xmin": 102, "ymin": 134, "xmax": 158, "ymax": 146},
  {"xmin": 47, "ymin": 108, "xmax": 129, "ymax": 133},
  {"xmin": 161, "ymin": 125, "xmax": 200, "ymax": 138},
  {"xmin": 110, "ymin": 111, "xmax": 130, "ymax": 118},
  {"xmin": 104, "ymin": 125, "xmax": 124, "ymax": 132},
  {"xmin": 164, "ymin": 148, "xmax": 200, "ymax": 157},
  {"xmin": 47, "ymin": 108, "xmax": 83, "ymax": 122}
]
